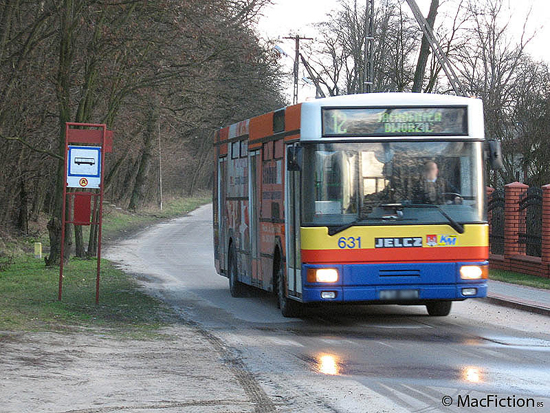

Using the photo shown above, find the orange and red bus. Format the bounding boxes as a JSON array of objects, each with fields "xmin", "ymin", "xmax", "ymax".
[{"xmin": 213, "ymin": 93, "xmax": 496, "ymax": 317}]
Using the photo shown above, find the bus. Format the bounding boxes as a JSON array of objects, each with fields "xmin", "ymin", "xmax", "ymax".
[{"xmin": 213, "ymin": 93, "xmax": 500, "ymax": 317}]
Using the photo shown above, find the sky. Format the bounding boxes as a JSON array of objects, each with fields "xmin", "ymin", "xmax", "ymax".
[{"xmin": 257, "ymin": 0, "xmax": 550, "ymax": 101}]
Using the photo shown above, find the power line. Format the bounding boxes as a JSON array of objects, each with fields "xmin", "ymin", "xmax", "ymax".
[
  {"xmin": 299, "ymin": 53, "xmax": 326, "ymax": 99},
  {"xmin": 405, "ymin": 0, "xmax": 466, "ymax": 96}
]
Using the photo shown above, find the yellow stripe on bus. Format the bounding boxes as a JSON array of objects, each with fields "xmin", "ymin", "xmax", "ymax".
[{"xmin": 301, "ymin": 224, "xmax": 488, "ymax": 250}]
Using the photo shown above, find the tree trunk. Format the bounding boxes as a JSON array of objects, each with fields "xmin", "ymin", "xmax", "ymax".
[
  {"xmin": 188, "ymin": 135, "xmax": 210, "ymax": 195},
  {"xmin": 74, "ymin": 28, "xmax": 102, "ymax": 259},
  {"xmin": 412, "ymin": 0, "xmax": 439, "ymax": 93},
  {"xmin": 74, "ymin": 224, "xmax": 86, "ymax": 257},
  {"xmin": 87, "ymin": 200, "xmax": 99, "ymax": 257},
  {"xmin": 128, "ymin": 105, "xmax": 158, "ymax": 211},
  {"xmin": 46, "ymin": 0, "xmax": 76, "ymax": 266},
  {"xmin": 17, "ymin": 178, "xmax": 28, "ymax": 234}
]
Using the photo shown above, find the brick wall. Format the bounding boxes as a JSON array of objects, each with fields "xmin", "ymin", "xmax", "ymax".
[{"xmin": 488, "ymin": 182, "xmax": 550, "ymax": 278}]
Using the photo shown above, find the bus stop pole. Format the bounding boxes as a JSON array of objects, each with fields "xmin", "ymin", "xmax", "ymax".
[
  {"xmin": 58, "ymin": 123, "xmax": 70, "ymax": 301},
  {"xmin": 95, "ymin": 125, "xmax": 107, "ymax": 304}
]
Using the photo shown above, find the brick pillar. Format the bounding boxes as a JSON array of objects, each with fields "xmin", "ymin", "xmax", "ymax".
[
  {"xmin": 541, "ymin": 185, "xmax": 550, "ymax": 277},
  {"xmin": 486, "ymin": 187, "xmax": 494, "ymax": 235},
  {"xmin": 504, "ymin": 182, "xmax": 528, "ymax": 259}
]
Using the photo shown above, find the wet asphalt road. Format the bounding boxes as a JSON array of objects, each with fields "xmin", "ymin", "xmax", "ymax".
[{"xmin": 108, "ymin": 204, "xmax": 550, "ymax": 412}]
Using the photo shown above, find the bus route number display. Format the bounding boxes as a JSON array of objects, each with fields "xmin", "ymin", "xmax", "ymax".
[{"xmin": 322, "ymin": 107, "xmax": 468, "ymax": 137}]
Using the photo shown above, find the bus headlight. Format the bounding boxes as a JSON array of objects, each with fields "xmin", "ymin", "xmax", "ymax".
[
  {"xmin": 307, "ymin": 268, "xmax": 339, "ymax": 283},
  {"xmin": 460, "ymin": 265, "xmax": 488, "ymax": 280},
  {"xmin": 462, "ymin": 288, "xmax": 478, "ymax": 296}
]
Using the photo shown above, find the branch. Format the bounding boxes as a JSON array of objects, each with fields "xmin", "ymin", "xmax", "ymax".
[{"xmin": 1, "ymin": 135, "xmax": 63, "ymax": 161}]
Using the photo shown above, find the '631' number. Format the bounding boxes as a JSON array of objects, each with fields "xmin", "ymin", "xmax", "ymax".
[{"xmin": 338, "ymin": 236, "xmax": 362, "ymax": 249}]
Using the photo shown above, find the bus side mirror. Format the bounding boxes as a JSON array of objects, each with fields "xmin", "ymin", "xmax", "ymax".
[
  {"xmin": 287, "ymin": 146, "xmax": 303, "ymax": 171},
  {"xmin": 487, "ymin": 140, "xmax": 503, "ymax": 170}
]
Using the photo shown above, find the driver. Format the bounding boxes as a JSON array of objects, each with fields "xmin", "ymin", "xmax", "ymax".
[{"xmin": 414, "ymin": 161, "xmax": 460, "ymax": 204}]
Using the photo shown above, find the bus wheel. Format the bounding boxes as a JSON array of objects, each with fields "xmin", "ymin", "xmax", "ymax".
[
  {"xmin": 276, "ymin": 265, "xmax": 302, "ymax": 318},
  {"xmin": 228, "ymin": 245, "xmax": 246, "ymax": 298},
  {"xmin": 426, "ymin": 301, "xmax": 452, "ymax": 316}
]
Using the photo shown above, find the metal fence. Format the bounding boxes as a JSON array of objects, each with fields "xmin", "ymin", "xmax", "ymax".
[
  {"xmin": 518, "ymin": 187, "xmax": 542, "ymax": 257},
  {"xmin": 488, "ymin": 189, "xmax": 505, "ymax": 255}
]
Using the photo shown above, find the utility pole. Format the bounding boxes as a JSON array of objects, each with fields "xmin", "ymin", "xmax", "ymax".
[
  {"xmin": 284, "ymin": 35, "xmax": 313, "ymax": 104},
  {"xmin": 158, "ymin": 123, "xmax": 163, "ymax": 211},
  {"xmin": 363, "ymin": 0, "xmax": 375, "ymax": 93}
]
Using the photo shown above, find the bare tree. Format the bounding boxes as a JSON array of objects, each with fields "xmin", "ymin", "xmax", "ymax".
[
  {"xmin": 0, "ymin": 0, "xmax": 285, "ymax": 264},
  {"xmin": 455, "ymin": 0, "xmax": 536, "ymax": 185},
  {"xmin": 411, "ymin": 0, "xmax": 439, "ymax": 92},
  {"xmin": 305, "ymin": 0, "xmax": 421, "ymax": 95}
]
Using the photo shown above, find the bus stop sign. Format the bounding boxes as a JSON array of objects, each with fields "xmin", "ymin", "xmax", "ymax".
[
  {"xmin": 59, "ymin": 123, "xmax": 112, "ymax": 304},
  {"xmin": 67, "ymin": 146, "xmax": 101, "ymax": 189}
]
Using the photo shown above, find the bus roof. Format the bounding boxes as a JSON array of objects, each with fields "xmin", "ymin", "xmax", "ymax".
[
  {"xmin": 303, "ymin": 92, "xmax": 478, "ymax": 108},
  {"xmin": 216, "ymin": 93, "xmax": 484, "ymax": 145},
  {"xmin": 300, "ymin": 93, "xmax": 483, "ymax": 142}
]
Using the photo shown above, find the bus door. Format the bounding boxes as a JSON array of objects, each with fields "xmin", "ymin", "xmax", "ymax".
[
  {"xmin": 249, "ymin": 150, "xmax": 261, "ymax": 285},
  {"xmin": 218, "ymin": 157, "xmax": 227, "ymax": 273},
  {"xmin": 285, "ymin": 144, "xmax": 302, "ymax": 297}
]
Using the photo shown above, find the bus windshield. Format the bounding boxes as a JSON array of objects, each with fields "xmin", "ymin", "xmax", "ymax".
[{"xmin": 301, "ymin": 141, "xmax": 486, "ymax": 228}]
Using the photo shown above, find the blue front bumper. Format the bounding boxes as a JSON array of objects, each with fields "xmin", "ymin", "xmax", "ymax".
[{"xmin": 301, "ymin": 261, "xmax": 488, "ymax": 303}]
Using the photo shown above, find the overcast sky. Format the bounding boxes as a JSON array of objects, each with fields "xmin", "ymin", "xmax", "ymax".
[{"xmin": 257, "ymin": 0, "xmax": 550, "ymax": 101}]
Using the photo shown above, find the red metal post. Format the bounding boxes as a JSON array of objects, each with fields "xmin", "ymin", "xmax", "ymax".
[
  {"xmin": 96, "ymin": 124, "xmax": 107, "ymax": 304},
  {"xmin": 58, "ymin": 124, "xmax": 70, "ymax": 301}
]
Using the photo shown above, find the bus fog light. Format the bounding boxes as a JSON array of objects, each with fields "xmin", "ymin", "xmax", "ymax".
[
  {"xmin": 460, "ymin": 265, "xmax": 488, "ymax": 280},
  {"xmin": 321, "ymin": 291, "xmax": 336, "ymax": 299},
  {"xmin": 462, "ymin": 288, "xmax": 477, "ymax": 296},
  {"xmin": 308, "ymin": 268, "xmax": 339, "ymax": 283}
]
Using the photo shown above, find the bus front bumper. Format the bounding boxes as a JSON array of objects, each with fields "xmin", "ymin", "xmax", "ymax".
[{"xmin": 300, "ymin": 262, "xmax": 488, "ymax": 304}]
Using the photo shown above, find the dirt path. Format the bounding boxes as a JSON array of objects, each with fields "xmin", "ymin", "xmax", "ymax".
[
  {"xmin": 0, "ymin": 323, "xmax": 274, "ymax": 413},
  {"xmin": 0, "ymin": 212, "xmax": 276, "ymax": 413}
]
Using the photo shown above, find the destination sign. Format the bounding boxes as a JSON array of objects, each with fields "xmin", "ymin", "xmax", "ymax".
[{"xmin": 322, "ymin": 107, "xmax": 468, "ymax": 137}]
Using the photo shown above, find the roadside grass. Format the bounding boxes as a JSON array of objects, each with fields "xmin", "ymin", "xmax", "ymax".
[
  {"xmin": 490, "ymin": 268, "xmax": 550, "ymax": 290},
  {"xmin": 101, "ymin": 192, "xmax": 211, "ymax": 242},
  {"xmin": 3, "ymin": 192, "xmax": 212, "ymax": 253},
  {"xmin": 0, "ymin": 193, "xmax": 211, "ymax": 334},
  {"xmin": 0, "ymin": 255, "xmax": 177, "ymax": 334}
]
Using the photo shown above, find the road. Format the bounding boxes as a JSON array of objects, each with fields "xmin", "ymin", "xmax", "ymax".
[{"xmin": 107, "ymin": 204, "xmax": 550, "ymax": 412}]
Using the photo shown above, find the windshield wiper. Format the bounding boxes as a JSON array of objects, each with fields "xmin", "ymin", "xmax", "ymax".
[
  {"xmin": 327, "ymin": 218, "xmax": 377, "ymax": 236},
  {"xmin": 401, "ymin": 203, "xmax": 465, "ymax": 234}
]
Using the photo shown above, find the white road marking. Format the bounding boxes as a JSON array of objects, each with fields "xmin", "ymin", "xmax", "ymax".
[{"xmin": 267, "ymin": 337, "xmax": 305, "ymax": 347}]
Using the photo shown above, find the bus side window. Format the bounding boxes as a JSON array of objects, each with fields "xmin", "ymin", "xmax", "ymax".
[
  {"xmin": 240, "ymin": 140, "xmax": 248, "ymax": 158},
  {"xmin": 263, "ymin": 142, "xmax": 273, "ymax": 161},
  {"xmin": 273, "ymin": 109, "xmax": 285, "ymax": 133},
  {"xmin": 274, "ymin": 140, "xmax": 283, "ymax": 159},
  {"xmin": 231, "ymin": 141, "xmax": 239, "ymax": 160},
  {"xmin": 271, "ymin": 202, "xmax": 280, "ymax": 220}
]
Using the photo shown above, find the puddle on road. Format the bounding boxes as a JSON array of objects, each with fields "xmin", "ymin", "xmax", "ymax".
[
  {"xmin": 302, "ymin": 352, "xmax": 489, "ymax": 385},
  {"xmin": 317, "ymin": 353, "xmax": 341, "ymax": 375},
  {"xmin": 300, "ymin": 350, "xmax": 549, "ymax": 398},
  {"xmin": 463, "ymin": 366, "xmax": 483, "ymax": 383}
]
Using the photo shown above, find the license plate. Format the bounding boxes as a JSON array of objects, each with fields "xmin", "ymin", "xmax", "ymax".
[{"xmin": 379, "ymin": 289, "xmax": 419, "ymax": 300}]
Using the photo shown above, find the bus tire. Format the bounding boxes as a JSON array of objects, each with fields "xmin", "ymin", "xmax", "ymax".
[
  {"xmin": 228, "ymin": 245, "xmax": 246, "ymax": 298},
  {"xmin": 426, "ymin": 301, "xmax": 452, "ymax": 316},
  {"xmin": 276, "ymin": 265, "xmax": 302, "ymax": 318}
]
